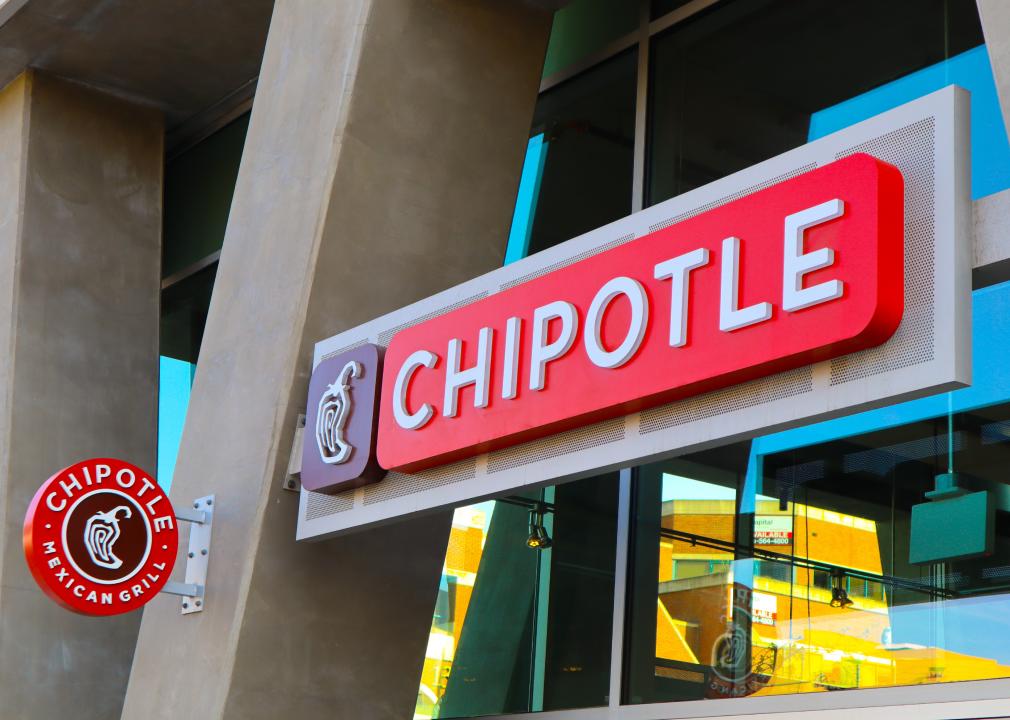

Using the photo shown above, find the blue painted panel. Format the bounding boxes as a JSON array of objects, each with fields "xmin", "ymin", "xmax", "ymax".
[
  {"xmin": 157, "ymin": 356, "xmax": 194, "ymax": 491},
  {"xmin": 809, "ymin": 45, "xmax": 1010, "ymax": 199},
  {"xmin": 504, "ymin": 134, "xmax": 549, "ymax": 265}
]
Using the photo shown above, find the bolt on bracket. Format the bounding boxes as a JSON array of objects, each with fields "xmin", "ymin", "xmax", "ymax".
[{"xmin": 160, "ymin": 494, "xmax": 214, "ymax": 615}]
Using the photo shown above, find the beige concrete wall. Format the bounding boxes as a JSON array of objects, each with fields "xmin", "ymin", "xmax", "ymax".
[
  {"xmin": 974, "ymin": 3, "xmax": 1010, "ymax": 283},
  {"xmin": 123, "ymin": 1, "xmax": 550, "ymax": 719},
  {"xmin": 0, "ymin": 71, "xmax": 162, "ymax": 720},
  {"xmin": 979, "ymin": 0, "xmax": 1010, "ymax": 135},
  {"xmin": 0, "ymin": 73, "xmax": 28, "ymax": 603}
]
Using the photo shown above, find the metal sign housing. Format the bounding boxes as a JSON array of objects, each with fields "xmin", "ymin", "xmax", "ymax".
[{"xmin": 298, "ymin": 87, "xmax": 971, "ymax": 541}]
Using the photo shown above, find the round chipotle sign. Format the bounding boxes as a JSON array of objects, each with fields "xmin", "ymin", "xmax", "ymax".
[{"xmin": 23, "ymin": 458, "xmax": 178, "ymax": 615}]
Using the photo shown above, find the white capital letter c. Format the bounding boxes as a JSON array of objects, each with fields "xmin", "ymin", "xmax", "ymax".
[
  {"xmin": 46, "ymin": 491, "xmax": 66, "ymax": 513},
  {"xmin": 393, "ymin": 350, "xmax": 439, "ymax": 431}
]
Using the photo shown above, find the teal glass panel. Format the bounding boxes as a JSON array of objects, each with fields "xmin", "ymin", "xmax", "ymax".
[
  {"xmin": 157, "ymin": 355, "xmax": 194, "ymax": 490},
  {"xmin": 504, "ymin": 134, "xmax": 548, "ymax": 265}
]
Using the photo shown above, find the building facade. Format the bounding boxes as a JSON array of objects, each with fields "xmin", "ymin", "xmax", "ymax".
[{"xmin": 2, "ymin": 1, "xmax": 1010, "ymax": 720}]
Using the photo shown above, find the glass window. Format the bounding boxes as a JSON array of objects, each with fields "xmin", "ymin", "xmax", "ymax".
[
  {"xmin": 163, "ymin": 114, "xmax": 249, "ymax": 280},
  {"xmin": 646, "ymin": 0, "xmax": 998, "ymax": 205},
  {"xmin": 543, "ymin": 0, "xmax": 639, "ymax": 79},
  {"xmin": 751, "ymin": 405, "xmax": 1010, "ymax": 695},
  {"xmin": 414, "ymin": 475, "xmax": 619, "ymax": 718},
  {"xmin": 159, "ymin": 114, "xmax": 249, "ymax": 488},
  {"xmin": 624, "ymin": 444, "xmax": 753, "ymax": 704},
  {"xmin": 626, "ymin": 417, "xmax": 1010, "ymax": 702},
  {"xmin": 517, "ymin": 49, "xmax": 637, "ymax": 258}
]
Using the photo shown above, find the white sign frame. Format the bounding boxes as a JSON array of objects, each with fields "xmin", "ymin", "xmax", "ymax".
[{"xmin": 299, "ymin": 87, "xmax": 971, "ymax": 541}]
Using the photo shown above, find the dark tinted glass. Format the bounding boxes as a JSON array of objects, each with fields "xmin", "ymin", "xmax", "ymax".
[
  {"xmin": 160, "ymin": 264, "xmax": 216, "ymax": 363},
  {"xmin": 161, "ymin": 113, "xmax": 249, "ymax": 363},
  {"xmin": 647, "ymin": 0, "xmax": 983, "ymax": 205},
  {"xmin": 543, "ymin": 0, "xmax": 639, "ymax": 78},
  {"xmin": 651, "ymin": 0, "xmax": 697, "ymax": 21},
  {"xmin": 528, "ymin": 49, "xmax": 637, "ymax": 255}
]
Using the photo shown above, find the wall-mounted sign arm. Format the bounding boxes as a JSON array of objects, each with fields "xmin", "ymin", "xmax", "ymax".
[
  {"xmin": 161, "ymin": 581, "xmax": 203, "ymax": 598},
  {"xmin": 160, "ymin": 494, "xmax": 215, "ymax": 615}
]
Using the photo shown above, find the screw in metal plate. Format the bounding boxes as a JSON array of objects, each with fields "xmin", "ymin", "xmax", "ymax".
[
  {"xmin": 188, "ymin": 552, "xmax": 194, "ymax": 558},
  {"xmin": 201, "ymin": 549, "xmax": 208, "ymax": 556},
  {"xmin": 193, "ymin": 502, "xmax": 199, "ymax": 509},
  {"xmin": 182, "ymin": 602, "xmax": 189, "ymax": 609},
  {"xmin": 195, "ymin": 600, "xmax": 202, "ymax": 607},
  {"xmin": 206, "ymin": 499, "xmax": 213, "ymax": 506}
]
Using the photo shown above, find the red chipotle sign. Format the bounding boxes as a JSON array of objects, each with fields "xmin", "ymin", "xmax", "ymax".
[
  {"xmin": 23, "ymin": 458, "xmax": 178, "ymax": 615},
  {"xmin": 376, "ymin": 154, "xmax": 904, "ymax": 473}
]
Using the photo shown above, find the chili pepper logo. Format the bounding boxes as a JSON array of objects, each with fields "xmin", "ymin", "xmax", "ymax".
[
  {"xmin": 316, "ymin": 360, "xmax": 362, "ymax": 465},
  {"xmin": 83, "ymin": 505, "xmax": 132, "ymax": 570}
]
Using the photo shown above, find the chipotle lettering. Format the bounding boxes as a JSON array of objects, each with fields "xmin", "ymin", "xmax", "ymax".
[{"xmin": 375, "ymin": 153, "xmax": 904, "ymax": 473}]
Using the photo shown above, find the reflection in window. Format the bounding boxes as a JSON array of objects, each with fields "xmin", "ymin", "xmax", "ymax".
[
  {"xmin": 521, "ymin": 49, "xmax": 637, "ymax": 256},
  {"xmin": 414, "ymin": 475, "xmax": 618, "ymax": 718},
  {"xmin": 626, "ymin": 445, "xmax": 752, "ymax": 703},
  {"xmin": 542, "ymin": 0, "xmax": 639, "ymax": 79},
  {"xmin": 626, "ymin": 400, "xmax": 1010, "ymax": 704},
  {"xmin": 647, "ymin": 0, "xmax": 993, "ymax": 205}
]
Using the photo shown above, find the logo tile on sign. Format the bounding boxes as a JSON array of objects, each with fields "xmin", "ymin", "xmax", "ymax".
[{"xmin": 301, "ymin": 343, "xmax": 386, "ymax": 493}]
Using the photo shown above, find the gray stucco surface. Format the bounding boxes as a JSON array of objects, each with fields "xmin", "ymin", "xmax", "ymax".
[
  {"xmin": 122, "ymin": 1, "xmax": 551, "ymax": 718},
  {"xmin": 0, "ymin": 0, "xmax": 274, "ymax": 135},
  {"xmin": 0, "ymin": 70, "xmax": 162, "ymax": 720}
]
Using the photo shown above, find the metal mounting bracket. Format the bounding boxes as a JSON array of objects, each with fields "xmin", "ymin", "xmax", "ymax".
[
  {"xmin": 160, "ymin": 494, "xmax": 214, "ymax": 615},
  {"xmin": 283, "ymin": 413, "xmax": 306, "ymax": 492}
]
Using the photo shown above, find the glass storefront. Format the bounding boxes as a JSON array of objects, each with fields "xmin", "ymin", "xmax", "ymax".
[
  {"xmin": 627, "ymin": 396, "xmax": 1010, "ymax": 703},
  {"xmin": 418, "ymin": 0, "xmax": 1010, "ymax": 717},
  {"xmin": 415, "ymin": 275, "xmax": 1010, "ymax": 717}
]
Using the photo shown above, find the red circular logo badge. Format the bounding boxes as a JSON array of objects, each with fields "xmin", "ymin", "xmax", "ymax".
[{"xmin": 23, "ymin": 458, "xmax": 178, "ymax": 616}]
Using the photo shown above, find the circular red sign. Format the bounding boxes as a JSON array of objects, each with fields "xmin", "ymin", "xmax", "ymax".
[{"xmin": 23, "ymin": 458, "xmax": 178, "ymax": 616}]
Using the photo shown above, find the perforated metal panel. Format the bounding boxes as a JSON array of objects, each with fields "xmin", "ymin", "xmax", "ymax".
[{"xmin": 298, "ymin": 87, "xmax": 971, "ymax": 541}]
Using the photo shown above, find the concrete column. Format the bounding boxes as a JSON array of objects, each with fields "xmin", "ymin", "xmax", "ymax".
[
  {"xmin": 979, "ymin": 0, "xmax": 1010, "ymax": 134},
  {"xmin": 0, "ymin": 71, "xmax": 162, "ymax": 720},
  {"xmin": 123, "ymin": 1, "xmax": 550, "ymax": 719},
  {"xmin": 973, "ymin": 2, "xmax": 1010, "ymax": 285}
]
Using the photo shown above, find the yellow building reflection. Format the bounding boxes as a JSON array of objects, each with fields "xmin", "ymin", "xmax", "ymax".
[
  {"xmin": 656, "ymin": 493, "xmax": 1010, "ymax": 696},
  {"xmin": 415, "ymin": 504, "xmax": 494, "ymax": 720},
  {"xmin": 415, "ymin": 478, "xmax": 1010, "ymax": 718}
]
